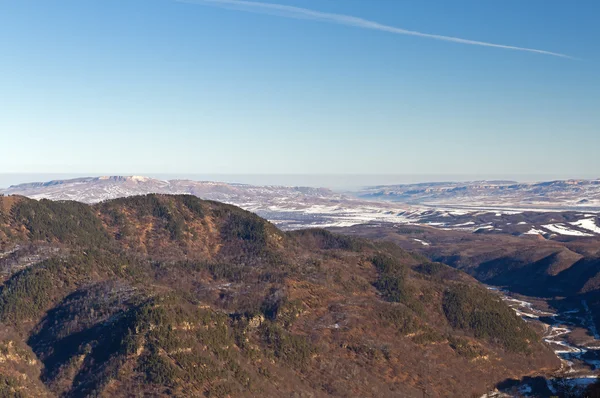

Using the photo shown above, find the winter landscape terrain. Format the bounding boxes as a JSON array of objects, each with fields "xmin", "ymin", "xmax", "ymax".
[
  {"xmin": 359, "ymin": 180, "xmax": 600, "ymax": 210},
  {"xmin": 2, "ymin": 176, "xmax": 600, "ymax": 238},
  {"xmin": 2, "ymin": 176, "xmax": 600, "ymax": 396}
]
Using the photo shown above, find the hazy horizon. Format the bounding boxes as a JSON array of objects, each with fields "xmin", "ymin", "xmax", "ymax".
[{"xmin": 2, "ymin": 172, "xmax": 599, "ymax": 191}]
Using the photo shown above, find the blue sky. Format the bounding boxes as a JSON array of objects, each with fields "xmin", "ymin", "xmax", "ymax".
[{"xmin": 1, "ymin": 0, "xmax": 598, "ymax": 180}]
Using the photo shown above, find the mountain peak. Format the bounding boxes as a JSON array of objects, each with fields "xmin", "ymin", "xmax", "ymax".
[{"xmin": 97, "ymin": 175, "xmax": 155, "ymax": 182}]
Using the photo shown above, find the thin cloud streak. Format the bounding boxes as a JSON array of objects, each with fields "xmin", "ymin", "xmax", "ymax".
[{"xmin": 176, "ymin": 0, "xmax": 574, "ymax": 59}]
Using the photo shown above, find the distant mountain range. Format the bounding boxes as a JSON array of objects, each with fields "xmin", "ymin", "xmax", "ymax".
[
  {"xmin": 2, "ymin": 176, "xmax": 600, "ymax": 238},
  {"xmin": 0, "ymin": 176, "xmax": 411, "ymax": 230},
  {"xmin": 1, "ymin": 176, "xmax": 336, "ymax": 205},
  {"xmin": 5, "ymin": 176, "xmax": 600, "ymax": 211},
  {"xmin": 359, "ymin": 179, "xmax": 600, "ymax": 210}
]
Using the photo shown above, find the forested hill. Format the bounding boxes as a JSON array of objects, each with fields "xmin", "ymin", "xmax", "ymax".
[{"xmin": 0, "ymin": 194, "xmax": 560, "ymax": 397}]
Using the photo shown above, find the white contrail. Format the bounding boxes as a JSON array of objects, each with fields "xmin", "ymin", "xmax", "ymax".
[{"xmin": 176, "ymin": 0, "xmax": 573, "ymax": 59}]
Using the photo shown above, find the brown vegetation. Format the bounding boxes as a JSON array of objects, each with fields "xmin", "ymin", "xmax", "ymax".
[{"xmin": 0, "ymin": 195, "xmax": 560, "ymax": 397}]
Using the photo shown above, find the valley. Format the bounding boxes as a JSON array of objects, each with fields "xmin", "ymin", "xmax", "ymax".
[
  {"xmin": 331, "ymin": 222, "xmax": 600, "ymax": 396},
  {"xmin": 489, "ymin": 288, "xmax": 600, "ymax": 396}
]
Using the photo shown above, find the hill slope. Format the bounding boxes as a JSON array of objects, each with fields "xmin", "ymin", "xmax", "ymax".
[
  {"xmin": 0, "ymin": 195, "xmax": 559, "ymax": 397},
  {"xmin": 330, "ymin": 223, "xmax": 600, "ymax": 393}
]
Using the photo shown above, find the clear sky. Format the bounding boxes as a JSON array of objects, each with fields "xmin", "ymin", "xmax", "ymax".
[{"xmin": 1, "ymin": 0, "xmax": 599, "ymax": 180}]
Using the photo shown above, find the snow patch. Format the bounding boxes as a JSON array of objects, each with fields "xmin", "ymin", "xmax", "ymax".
[
  {"xmin": 524, "ymin": 228, "xmax": 546, "ymax": 236},
  {"xmin": 130, "ymin": 176, "xmax": 151, "ymax": 182},
  {"xmin": 542, "ymin": 224, "xmax": 593, "ymax": 237},
  {"xmin": 452, "ymin": 221, "xmax": 475, "ymax": 227},
  {"xmin": 570, "ymin": 218, "xmax": 600, "ymax": 234},
  {"xmin": 412, "ymin": 238, "xmax": 430, "ymax": 246},
  {"xmin": 475, "ymin": 225, "xmax": 494, "ymax": 231}
]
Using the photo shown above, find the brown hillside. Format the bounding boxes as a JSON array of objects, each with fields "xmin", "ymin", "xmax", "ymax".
[{"xmin": 0, "ymin": 195, "xmax": 559, "ymax": 397}]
